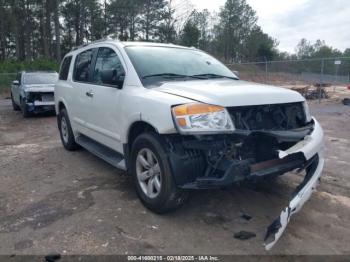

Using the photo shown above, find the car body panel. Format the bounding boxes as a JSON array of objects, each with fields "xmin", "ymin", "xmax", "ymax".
[{"xmin": 155, "ymin": 79, "xmax": 305, "ymax": 107}]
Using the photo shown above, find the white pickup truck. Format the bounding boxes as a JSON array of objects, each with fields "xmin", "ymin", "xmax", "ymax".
[{"xmin": 55, "ymin": 40, "xmax": 324, "ymax": 249}]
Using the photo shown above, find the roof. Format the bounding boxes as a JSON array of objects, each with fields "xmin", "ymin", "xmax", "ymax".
[
  {"xmin": 22, "ymin": 71, "xmax": 58, "ymax": 74},
  {"xmin": 69, "ymin": 39, "xmax": 192, "ymax": 54},
  {"xmin": 120, "ymin": 41, "xmax": 190, "ymax": 49}
]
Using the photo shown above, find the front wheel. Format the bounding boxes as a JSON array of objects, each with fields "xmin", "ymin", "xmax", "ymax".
[
  {"xmin": 131, "ymin": 133, "xmax": 189, "ymax": 214},
  {"xmin": 20, "ymin": 97, "xmax": 30, "ymax": 118},
  {"xmin": 11, "ymin": 93, "xmax": 20, "ymax": 111}
]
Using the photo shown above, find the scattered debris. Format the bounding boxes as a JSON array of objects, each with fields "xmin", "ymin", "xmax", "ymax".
[
  {"xmin": 233, "ymin": 231, "xmax": 256, "ymax": 240},
  {"xmin": 342, "ymin": 98, "xmax": 350, "ymax": 106},
  {"xmin": 306, "ymin": 86, "xmax": 328, "ymax": 100},
  {"xmin": 203, "ymin": 212, "xmax": 229, "ymax": 225},
  {"xmin": 240, "ymin": 213, "xmax": 252, "ymax": 221},
  {"xmin": 45, "ymin": 254, "xmax": 61, "ymax": 262},
  {"xmin": 291, "ymin": 85, "xmax": 329, "ymax": 100},
  {"xmin": 314, "ymin": 83, "xmax": 331, "ymax": 88}
]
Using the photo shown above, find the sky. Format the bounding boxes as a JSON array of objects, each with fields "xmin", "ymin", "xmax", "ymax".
[{"xmin": 187, "ymin": 0, "xmax": 350, "ymax": 53}]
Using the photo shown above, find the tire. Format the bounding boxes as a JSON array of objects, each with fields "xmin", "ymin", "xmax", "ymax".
[
  {"xmin": 131, "ymin": 132, "xmax": 189, "ymax": 214},
  {"xmin": 57, "ymin": 108, "xmax": 79, "ymax": 151},
  {"xmin": 20, "ymin": 97, "xmax": 30, "ymax": 118},
  {"xmin": 11, "ymin": 93, "xmax": 20, "ymax": 111}
]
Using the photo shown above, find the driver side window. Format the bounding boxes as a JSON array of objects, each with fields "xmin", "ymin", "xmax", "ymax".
[{"xmin": 93, "ymin": 47, "xmax": 125, "ymax": 87}]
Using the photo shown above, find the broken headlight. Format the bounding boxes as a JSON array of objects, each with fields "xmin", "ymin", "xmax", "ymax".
[
  {"xmin": 303, "ymin": 101, "xmax": 312, "ymax": 122},
  {"xmin": 172, "ymin": 103, "xmax": 235, "ymax": 134}
]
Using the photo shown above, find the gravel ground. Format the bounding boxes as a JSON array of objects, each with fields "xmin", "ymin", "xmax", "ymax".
[{"xmin": 0, "ymin": 98, "xmax": 349, "ymax": 256}]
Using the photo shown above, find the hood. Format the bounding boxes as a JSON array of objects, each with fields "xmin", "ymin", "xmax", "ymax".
[
  {"xmin": 24, "ymin": 84, "xmax": 55, "ymax": 93},
  {"xmin": 155, "ymin": 80, "xmax": 304, "ymax": 107}
]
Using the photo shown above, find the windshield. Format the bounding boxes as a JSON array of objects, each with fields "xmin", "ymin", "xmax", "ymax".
[
  {"xmin": 125, "ymin": 46, "xmax": 238, "ymax": 87},
  {"xmin": 23, "ymin": 73, "xmax": 58, "ymax": 85}
]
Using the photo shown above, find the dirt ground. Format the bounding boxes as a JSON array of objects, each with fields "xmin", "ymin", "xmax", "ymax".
[{"xmin": 0, "ymin": 96, "xmax": 350, "ymax": 256}]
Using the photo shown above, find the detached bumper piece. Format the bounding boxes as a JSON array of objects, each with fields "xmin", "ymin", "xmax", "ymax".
[{"xmin": 264, "ymin": 154, "xmax": 324, "ymax": 250}]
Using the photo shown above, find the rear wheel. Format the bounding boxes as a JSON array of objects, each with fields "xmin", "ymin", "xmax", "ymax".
[
  {"xmin": 11, "ymin": 93, "xmax": 20, "ymax": 111},
  {"xmin": 131, "ymin": 132, "xmax": 189, "ymax": 214},
  {"xmin": 57, "ymin": 108, "xmax": 79, "ymax": 151}
]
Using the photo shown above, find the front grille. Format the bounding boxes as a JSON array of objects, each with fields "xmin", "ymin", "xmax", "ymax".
[
  {"xmin": 227, "ymin": 102, "xmax": 307, "ymax": 131},
  {"xmin": 28, "ymin": 92, "xmax": 54, "ymax": 102}
]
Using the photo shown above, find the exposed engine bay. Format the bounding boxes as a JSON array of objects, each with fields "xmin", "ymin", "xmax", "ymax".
[
  {"xmin": 26, "ymin": 92, "xmax": 54, "ymax": 104},
  {"xmin": 24, "ymin": 91, "xmax": 55, "ymax": 113},
  {"xmin": 164, "ymin": 102, "xmax": 314, "ymax": 188}
]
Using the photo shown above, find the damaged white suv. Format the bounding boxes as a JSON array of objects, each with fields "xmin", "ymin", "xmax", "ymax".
[{"xmin": 55, "ymin": 40, "xmax": 324, "ymax": 249}]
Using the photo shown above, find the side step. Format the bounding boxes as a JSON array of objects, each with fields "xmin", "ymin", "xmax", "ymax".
[{"xmin": 76, "ymin": 135, "xmax": 126, "ymax": 171}]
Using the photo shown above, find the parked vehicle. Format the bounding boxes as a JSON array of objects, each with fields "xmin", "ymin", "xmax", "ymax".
[
  {"xmin": 55, "ymin": 40, "xmax": 324, "ymax": 250},
  {"xmin": 11, "ymin": 71, "xmax": 58, "ymax": 117}
]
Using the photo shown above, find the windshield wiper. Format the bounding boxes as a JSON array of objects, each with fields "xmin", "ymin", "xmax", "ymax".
[
  {"xmin": 142, "ymin": 73, "xmax": 201, "ymax": 79},
  {"xmin": 191, "ymin": 73, "xmax": 238, "ymax": 80}
]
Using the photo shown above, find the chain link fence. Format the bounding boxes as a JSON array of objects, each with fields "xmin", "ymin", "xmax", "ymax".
[
  {"xmin": 227, "ymin": 57, "xmax": 350, "ymax": 87},
  {"xmin": 0, "ymin": 73, "xmax": 17, "ymax": 95}
]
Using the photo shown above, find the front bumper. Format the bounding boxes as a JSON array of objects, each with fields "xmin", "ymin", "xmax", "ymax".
[
  {"xmin": 169, "ymin": 118, "xmax": 324, "ymax": 250},
  {"xmin": 25, "ymin": 101, "xmax": 55, "ymax": 113},
  {"xmin": 264, "ymin": 118, "xmax": 325, "ymax": 250}
]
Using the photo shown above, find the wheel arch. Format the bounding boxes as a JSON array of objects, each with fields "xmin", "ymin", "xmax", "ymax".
[
  {"xmin": 55, "ymin": 98, "xmax": 70, "ymax": 116},
  {"xmin": 124, "ymin": 121, "xmax": 158, "ymax": 172}
]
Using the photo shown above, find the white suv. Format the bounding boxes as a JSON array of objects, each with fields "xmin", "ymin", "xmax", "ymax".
[{"xmin": 55, "ymin": 40, "xmax": 324, "ymax": 249}]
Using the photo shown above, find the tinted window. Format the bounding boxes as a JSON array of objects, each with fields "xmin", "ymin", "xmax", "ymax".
[
  {"xmin": 74, "ymin": 49, "xmax": 94, "ymax": 82},
  {"xmin": 59, "ymin": 56, "xmax": 72, "ymax": 80},
  {"xmin": 23, "ymin": 73, "xmax": 58, "ymax": 85},
  {"xmin": 93, "ymin": 47, "xmax": 125, "ymax": 87}
]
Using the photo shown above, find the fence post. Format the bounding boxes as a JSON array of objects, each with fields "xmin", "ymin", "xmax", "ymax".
[
  {"xmin": 319, "ymin": 58, "xmax": 324, "ymax": 103},
  {"xmin": 264, "ymin": 57, "xmax": 268, "ymax": 83}
]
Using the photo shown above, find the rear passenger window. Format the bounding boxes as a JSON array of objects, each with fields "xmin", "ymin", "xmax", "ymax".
[
  {"xmin": 74, "ymin": 49, "xmax": 94, "ymax": 82},
  {"xmin": 59, "ymin": 56, "xmax": 72, "ymax": 80}
]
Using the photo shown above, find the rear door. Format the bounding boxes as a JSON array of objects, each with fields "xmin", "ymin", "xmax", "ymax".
[
  {"xmin": 85, "ymin": 46, "xmax": 126, "ymax": 153},
  {"xmin": 71, "ymin": 48, "xmax": 97, "ymax": 137}
]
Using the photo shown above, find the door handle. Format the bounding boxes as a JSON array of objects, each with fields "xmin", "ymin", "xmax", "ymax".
[{"xmin": 86, "ymin": 91, "xmax": 94, "ymax": 97}]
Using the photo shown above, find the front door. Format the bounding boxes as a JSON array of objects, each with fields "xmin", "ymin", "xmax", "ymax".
[{"xmin": 85, "ymin": 46, "xmax": 126, "ymax": 153}]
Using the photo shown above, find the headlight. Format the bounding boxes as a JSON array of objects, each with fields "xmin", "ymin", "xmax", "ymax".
[
  {"xmin": 172, "ymin": 103, "xmax": 235, "ymax": 134},
  {"xmin": 303, "ymin": 101, "xmax": 312, "ymax": 122}
]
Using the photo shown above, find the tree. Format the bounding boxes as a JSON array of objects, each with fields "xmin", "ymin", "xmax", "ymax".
[
  {"xmin": 157, "ymin": 0, "xmax": 176, "ymax": 43},
  {"xmin": 215, "ymin": 0, "xmax": 257, "ymax": 62},
  {"xmin": 295, "ymin": 38, "xmax": 315, "ymax": 59},
  {"xmin": 53, "ymin": 0, "xmax": 61, "ymax": 61},
  {"xmin": 244, "ymin": 26, "xmax": 277, "ymax": 61},
  {"xmin": 140, "ymin": 0, "xmax": 167, "ymax": 41},
  {"xmin": 180, "ymin": 19, "xmax": 200, "ymax": 47}
]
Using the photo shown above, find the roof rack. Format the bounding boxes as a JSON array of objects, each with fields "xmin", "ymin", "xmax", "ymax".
[{"xmin": 71, "ymin": 36, "xmax": 118, "ymax": 51}]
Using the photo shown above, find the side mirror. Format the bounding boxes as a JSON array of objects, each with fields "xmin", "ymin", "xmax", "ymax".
[
  {"xmin": 100, "ymin": 69, "xmax": 124, "ymax": 89},
  {"xmin": 12, "ymin": 80, "xmax": 19, "ymax": 86}
]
